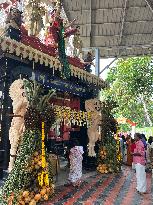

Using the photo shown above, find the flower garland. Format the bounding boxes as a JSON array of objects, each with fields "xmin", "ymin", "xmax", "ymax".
[
  {"xmin": 54, "ymin": 106, "xmax": 92, "ymax": 127},
  {"xmin": 38, "ymin": 122, "xmax": 49, "ymax": 187}
]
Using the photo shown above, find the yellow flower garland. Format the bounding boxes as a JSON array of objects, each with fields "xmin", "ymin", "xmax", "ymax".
[
  {"xmin": 54, "ymin": 106, "xmax": 92, "ymax": 127},
  {"xmin": 38, "ymin": 122, "xmax": 49, "ymax": 187}
]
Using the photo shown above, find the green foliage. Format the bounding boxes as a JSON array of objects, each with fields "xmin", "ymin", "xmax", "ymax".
[
  {"xmin": 0, "ymin": 80, "xmax": 56, "ymax": 204},
  {"xmin": 103, "ymin": 56, "xmax": 153, "ymax": 128},
  {"xmin": 100, "ymin": 100, "xmax": 118, "ymax": 139},
  {"xmin": 97, "ymin": 101, "xmax": 121, "ymax": 173},
  {"xmin": 24, "ymin": 80, "xmax": 56, "ymax": 133},
  {"xmin": 58, "ymin": 21, "xmax": 71, "ymax": 79},
  {"xmin": 0, "ymin": 130, "xmax": 41, "ymax": 204},
  {"xmin": 24, "ymin": 80, "xmax": 56, "ymax": 110}
]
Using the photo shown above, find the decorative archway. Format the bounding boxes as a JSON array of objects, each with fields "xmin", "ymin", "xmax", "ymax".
[{"xmin": 116, "ymin": 117, "xmax": 137, "ymax": 138}]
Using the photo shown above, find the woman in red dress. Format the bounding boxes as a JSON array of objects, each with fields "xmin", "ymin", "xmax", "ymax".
[{"xmin": 126, "ymin": 136, "xmax": 133, "ymax": 166}]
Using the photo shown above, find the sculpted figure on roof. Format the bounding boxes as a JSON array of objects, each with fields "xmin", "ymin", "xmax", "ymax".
[{"xmin": 5, "ymin": 7, "xmax": 22, "ymax": 41}]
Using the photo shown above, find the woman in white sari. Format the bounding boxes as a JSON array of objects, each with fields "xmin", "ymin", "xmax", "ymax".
[{"xmin": 68, "ymin": 139, "xmax": 84, "ymax": 187}]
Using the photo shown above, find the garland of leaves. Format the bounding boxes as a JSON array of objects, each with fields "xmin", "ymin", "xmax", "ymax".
[
  {"xmin": 0, "ymin": 80, "xmax": 56, "ymax": 205},
  {"xmin": 58, "ymin": 21, "xmax": 71, "ymax": 79},
  {"xmin": 97, "ymin": 101, "xmax": 121, "ymax": 174},
  {"xmin": 0, "ymin": 130, "xmax": 41, "ymax": 204},
  {"xmin": 24, "ymin": 80, "xmax": 56, "ymax": 133}
]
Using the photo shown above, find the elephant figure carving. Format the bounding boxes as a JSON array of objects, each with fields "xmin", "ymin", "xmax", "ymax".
[
  {"xmin": 85, "ymin": 98, "xmax": 101, "ymax": 157},
  {"xmin": 8, "ymin": 79, "xmax": 28, "ymax": 172}
]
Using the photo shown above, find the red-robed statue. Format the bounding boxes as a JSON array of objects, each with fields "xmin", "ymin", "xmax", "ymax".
[
  {"xmin": 44, "ymin": 3, "xmax": 78, "ymax": 78},
  {"xmin": 45, "ymin": 7, "xmax": 77, "ymax": 49}
]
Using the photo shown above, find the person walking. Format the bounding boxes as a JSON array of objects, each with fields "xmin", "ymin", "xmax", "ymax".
[
  {"xmin": 68, "ymin": 138, "xmax": 84, "ymax": 187},
  {"xmin": 133, "ymin": 133, "xmax": 147, "ymax": 194}
]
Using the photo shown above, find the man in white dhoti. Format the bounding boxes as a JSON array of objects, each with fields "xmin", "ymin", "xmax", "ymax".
[{"xmin": 133, "ymin": 133, "xmax": 147, "ymax": 194}]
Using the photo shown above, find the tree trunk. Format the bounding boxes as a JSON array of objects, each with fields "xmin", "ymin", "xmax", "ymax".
[{"xmin": 139, "ymin": 94, "xmax": 153, "ymax": 126}]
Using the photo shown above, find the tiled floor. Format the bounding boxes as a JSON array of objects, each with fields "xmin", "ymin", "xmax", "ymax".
[{"xmin": 43, "ymin": 166, "xmax": 152, "ymax": 205}]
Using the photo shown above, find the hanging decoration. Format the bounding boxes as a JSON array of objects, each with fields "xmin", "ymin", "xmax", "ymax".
[
  {"xmin": 38, "ymin": 122, "xmax": 49, "ymax": 187},
  {"xmin": 72, "ymin": 26, "xmax": 83, "ymax": 58},
  {"xmin": 54, "ymin": 105, "xmax": 92, "ymax": 127},
  {"xmin": 58, "ymin": 14, "xmax": 71, "ymax": 79},
  {"xmin": 0, "ymin": 80, "xmax": 56, "ymax": 205},
  {"xmin": 115, "ymin": 132, "xmax": 122, "ymax": 163},
  {"xmin": 0, "ymin": 37, "xmax": 106, "ymax": 87},
  {"xmin": 97, "ymin": 101, "xmax": 122, "ymax": 174}
]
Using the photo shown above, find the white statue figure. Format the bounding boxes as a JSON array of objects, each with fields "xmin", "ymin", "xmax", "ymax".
[
  {"xmin": 85, "ymin": 98, "xmax": 101, "ymax": 156},
  {"xmin": 8, "ymin": 79, "xmax": 28, "ymax": 172}
]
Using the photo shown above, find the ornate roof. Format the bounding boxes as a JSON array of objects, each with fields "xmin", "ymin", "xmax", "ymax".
[
  {"xmin": 63, "ymin": 0, "xmax": 153, "ymax": 58},
  {"xmin": 0, "ymin": 37, "xmax": 106, "ymax": 88}
]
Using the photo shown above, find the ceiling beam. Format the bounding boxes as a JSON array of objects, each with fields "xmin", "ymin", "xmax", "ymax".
[
  {"xmin": 81, "ymin": 33, "xmax": 153, "ymax": 37},
  {"xmin": 144, "ymin": 0, "xmax": 153, "ymax": 12},
  {"xmin": 119, "ymin": 0, "xmax": 128, "ymax": 45},
  {"xmin": 100, "ymin": 53, "xmax": 153, "ymax": 58},
  {"xmin": 74, "ymin": 20, "xmax": 153, "ymax": 25},
  {"xmin": 64, "ymin": 6, "xmax": 148, "ymax": 12},
  {"xmin": 99, "ymin": 57, "xmax": 118, "ymax": 75},
  {"xmin": 87, "ymin": 44, "xmax": 153, "ymax": 50}
]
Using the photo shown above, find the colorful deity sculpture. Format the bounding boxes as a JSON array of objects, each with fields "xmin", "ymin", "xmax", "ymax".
[
  {"xmin": 5, "ymin": 7, "xmax": 22, "ymax": 41},
  {"xmin": 83, "ymin": 52, "xmax": 95, "ymax": 73},
  {"xmin": 44, "ymin": 2, "xmax": 77, "ymax": 78},
  {"xmin": 8, "ymin": 79, "xmax": 29, "ymax": 172},
  {"xmin": 45, "ymin": 6, "xmax": 77, "ymax": 48},
  {"xmin": 85, "ymin": 98, "xmax": 101, "ymax": 156},
  {"xmin": 44, "ymin": 7, "xmax": 62, "ymax": 48}
]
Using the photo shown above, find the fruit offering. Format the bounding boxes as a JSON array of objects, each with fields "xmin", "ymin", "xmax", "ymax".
[
  {"xmin": 16, "ymin": 152, "xmax": 54, "ymax": 205},
  {"xmin": 99, "ymin": 147, "xmax": 107, "ymax": 159},
  {"xmin": 97, "ymin": 164, "xmax": 108, "ymax": 174}
]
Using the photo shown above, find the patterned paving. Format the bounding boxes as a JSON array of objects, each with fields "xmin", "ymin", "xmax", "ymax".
[{"xmin": 43, "ymin": 167, "xmax": 152, "ymax": 205}]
